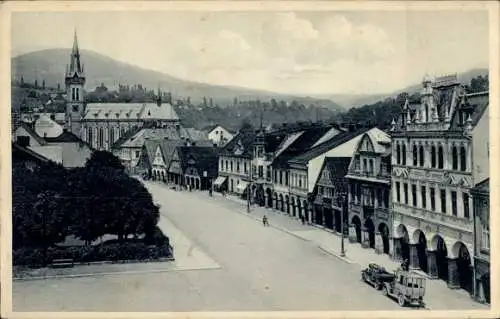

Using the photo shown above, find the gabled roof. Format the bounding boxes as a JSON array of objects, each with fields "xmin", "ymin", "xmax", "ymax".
[
  {"xmin": 176, "ymin": 146, "xmax": 220, "ymax": 176},
  {"xmin": 272, "ymin": 125, "xmax": 334, "ymax": 168},
  {"xmin": 12, "ymin": 142, "xmax": 51, "ymax": 164},
  {"xmin": 450, "ymin": 91, "xmax": 489, "ymax": 130},
  {"xmin": 219, "ymin": 129, "xmax": 255, "ymax": 158},
  {"xmin": 289, "ymin": 127, "xmax": 372, "ymax": 165},
  {"xmin": 159, "ymin": 139, "xmax": 185, "ymax": 167},
  {"xmin": 18, "ymin": 122, "xmax": 47, "ymax": 146},
  {"xmin": 111, "ymin": 126, "xmax": 144, "ymax": 149},
  {"xmin": 44, "ymin": 129, "xmax": 94, "ymax": 150},
  {"xmin": 315, "ymin": 157, "xmax": 351, "ymax": 189}
]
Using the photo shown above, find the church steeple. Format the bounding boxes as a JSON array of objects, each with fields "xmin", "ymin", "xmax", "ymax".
[{"xmin": 67, "ymin": 29, "xmax": 84, "ymax": 77}]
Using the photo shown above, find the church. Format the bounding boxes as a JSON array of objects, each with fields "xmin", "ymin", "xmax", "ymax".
[{"xmin": 65, "ymin": 31, "xmax": 181, "ymax": 151}]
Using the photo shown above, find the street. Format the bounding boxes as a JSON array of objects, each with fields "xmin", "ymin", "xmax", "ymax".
[{"xmin": 12, "ymin": 181, "xmax": 480, "ymax": 312}]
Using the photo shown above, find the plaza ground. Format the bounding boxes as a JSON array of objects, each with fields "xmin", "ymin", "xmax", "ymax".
[{"xmin": 12, "ymin": 181, "xmax": 489, "ymax": 312}]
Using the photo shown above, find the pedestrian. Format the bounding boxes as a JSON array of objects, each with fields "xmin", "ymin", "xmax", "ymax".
[
  {"xmin": 300, "ymin": 214, "xmax": 305, "ymax": 224},
  {"xmin": 262, "ymin": 215, "xmax": 269, "ymax": 226}
]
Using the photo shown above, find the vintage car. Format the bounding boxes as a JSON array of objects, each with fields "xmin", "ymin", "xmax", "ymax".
[
  {"xmin": 381, "ymin": 269, "xmax": 426, "ymax": 307},
  {"xmin": 361, "ymin": 263, "xmax": 396, "ymax": 290}
]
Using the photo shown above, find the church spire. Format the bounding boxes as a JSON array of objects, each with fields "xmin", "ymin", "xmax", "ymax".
[{"xmin": 68, "ymin": 28, "xmax": 84, "ymax": 77}]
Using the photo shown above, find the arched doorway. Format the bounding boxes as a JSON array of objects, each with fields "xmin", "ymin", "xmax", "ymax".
[
  {"xmin": 273, "ymin": 193, "xmax": 278, "ymax": 209},
  {"xmin": 266, "ymin": 188, "xmax": 273, "ymax": 207},
  {"xmin": 396, "ymin": 224, "xmax": 410, "ymax": 262},
  {"xmin": 364, "ymin": 218, "xmax": 375, "ymax": 248},
  {"xmin": 256, "ymin": 185, "xmax": 265, "ymax": 206},
  {"xmin": 413, "ymin": 230, "xmax": 428, "ymax": 273},
  {"xmin": 378, "ymin": 223, "xmax": 390, "ymax": 254},
  {"xmin": 285, "ymin": 195, "xmax": 290, "ymax": 214},
  {"xmin": 291, "ymin": 197, "xmax": 296, "ymax": 216},
  {"xmin": 432, "ymin": 235, "xmax": 448, "ymax": 281},
  {"xmin": 297, "ymin": 200, "xmax": 302, "ymax": 218},
  {"xmin": 453, "ymin": 242, "xmax": 473, "ymax": 294},
  {"xmin": 352, "ymin": 215, "xmax": 362, "ymax": 243},
  {"xmin": 279, "ymin": 194, "xmax": 284, "ymax": 212}
]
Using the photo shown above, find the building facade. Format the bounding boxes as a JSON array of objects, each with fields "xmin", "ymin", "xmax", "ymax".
[
  {"xmin": 206, "ymin": 124, "xmax": 234, "ymax": 147},
  {"xmin": 471, "ymin": 178, "xmax": 490, "ymax": 304},
  {"xmin": 390, "ymin": 74, "xmax": 489, "ymax": 295},
  {"xmin": 345, "ymin": 131, "xmax": 392, "ymax": 256}
]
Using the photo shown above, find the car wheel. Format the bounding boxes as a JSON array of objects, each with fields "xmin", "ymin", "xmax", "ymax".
[{"xmin": 398, "ymin": 295, "xmax": 406, "ymax": 307}]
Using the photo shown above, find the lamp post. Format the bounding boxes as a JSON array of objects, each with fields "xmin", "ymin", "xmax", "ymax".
[{"xmin": 337, "ymin": 191, "xmax": 347, "ymax": 257}]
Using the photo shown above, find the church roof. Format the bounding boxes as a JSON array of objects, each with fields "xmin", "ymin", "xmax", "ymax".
[{"xmin": 83, "ymin": 102, "xmax": 179, "ymax": 121}]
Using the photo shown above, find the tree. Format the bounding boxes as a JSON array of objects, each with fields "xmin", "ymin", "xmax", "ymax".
[{"xmin": 86, "ymin": 150, "xmax": 125, "ymax": 171}]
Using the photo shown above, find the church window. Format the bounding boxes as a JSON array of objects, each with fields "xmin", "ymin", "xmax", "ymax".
[
  {"xmin": 413, "ymin": 145, "xmax": 418, "ymax": 166},
  {"xmin": 452, "ymin": 146, "xmax": 458, "ymax": 170},
  {"xmin": 430, "ymin": 188, "xmax": 435, "ymax": 211},
  {"xmin": 395, "ymin": 182, "xmax": 400, "ymax": 202},
  {"xmin": 431, "ymin": 145, "xmax": 436, "ymax": 168},
  {"xmin": 419, "ymin": 145, "xmax": 424, "ymax": 166},
  {"xmin": 460, "ymin": 146, "xmax": 467, "ymax": 171},
  {"xmin": 451, "ymin": 191, "xmax": 457, "ymax": 216},
  {"xmin": 411, "ymin": 184, "xmax": 417, "ymax": 207},
  {"xmin": 99, "ymin": 127, "xmax": 104, "ymax": 148},
  {"xmin": 401, "ymin": 144, "xmax": 406, "ymax": 165},
  {"xmin": 438, "ymin": 146, "xmax": 444, "ymax": 169},
  {"xmin": 403, "ymin": 183, "xmax": 408, "ymax": 204},
  {"xmin": 440, "ymin": 189, "xmax": 446, "ymax": 213},
  {"xmin": 421, "ymin": 186, "xmax": 427, "ymax": 209},
  {"xmin": 109, "ymin": 128, "xmax": 115, "ymax": 144},
  {"xmin": 463, "ymin": 193, "xmax": 470, "ymax": 219},
  {"xmin": 71, "ymin": 88, "xmax": 76, "ymax": 100}
]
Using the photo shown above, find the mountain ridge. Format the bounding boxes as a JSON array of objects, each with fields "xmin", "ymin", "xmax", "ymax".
[{"xmin": 11, "ymin": 48, "xmax": 345, "ymax": 112}]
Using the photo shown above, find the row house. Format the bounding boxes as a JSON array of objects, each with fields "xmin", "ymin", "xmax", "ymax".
[
  {"xmin": 270, "ymin": 124, "xmax": 338, "ymax": 219},
  {"xmin": 345, "ymin": 130, "xmax": 392, "ymax": 256},
  {"xmin": 288, "ymin": 127, "xmax": 379, "ymax": 224},
  {"xmin": 312, "ymin": 157, "xmax": 351, "ymax": 233},
  {"xmin": 215, "ymin": 128, "xmax": 254, "ymax": 196},
  {"xmin": 390, "ymin": 74, "xmax": 489, "ymax": 295},
  {"xmin": 471, "ymin": 178, "xmax": 490, "ymax": 304},
  {"xmin": 169, "ymin": 144, "xmax": 219, "ymax": 190}
]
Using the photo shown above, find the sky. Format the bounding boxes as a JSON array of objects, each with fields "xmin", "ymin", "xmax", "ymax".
[{"xmin": 11, "ymin": 10, "xmax": 490, "ymax": 95}]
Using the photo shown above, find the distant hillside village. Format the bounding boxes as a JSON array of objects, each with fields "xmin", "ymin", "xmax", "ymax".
[{"xmin": 11, "ymin": 33, "xmax": 491, "ymax": 304}]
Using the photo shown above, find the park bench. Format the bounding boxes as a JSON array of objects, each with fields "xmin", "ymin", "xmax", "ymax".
[{"xmin": 51, "ymin": 258, "xmax": 75, "ymax": 268}]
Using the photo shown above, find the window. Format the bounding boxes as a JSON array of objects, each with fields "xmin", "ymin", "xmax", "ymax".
[
  {"xmin": 72, "ymin": 88, "xmax": 76, "ymax": 100},
  {"xmin": 460, "ymin": 147, "xmax": 467, "ymax": 171},
  {"xmin": 258, "ymin": 165, "xmax": 263, "ymax": 178},
  {"xmin": 87, "ymin": 128, "xmax": 93, "ymax": 147},
  {"xmin": 273, "ymin": 170, "xmax": 277, "ymax": 183},
  {"xmin": 266, "ymin": 167, "xmax": 271, "ymax": 180},
  {"xmin": 76, "ymin": 88, "xmax": 80, "ymax": 100},
  {"xmin": 396, "ymin": 144, "xmax": 401, "ymax": 164},
  {"xmin": 230, "ymin": 161, "xmax": 233, "ymax": 172},
  {"xmin": 135, "ymin": 150, "xmax": 140, "ymax": 158},
  {"xmin": 403, "ymin": 183, "xmax": 408, "ymax": 204},
  {"xmin": 440, "ymin": 189, "xmax": 446, "ymax": 213},
  {"xmin": 98, "ymin": 127, "xmax": 104, "ymax": 148},
  {"xmin": 369, "ymin": 159, "xmax": 374, "ymax": 174},
  {"xmin": 430, "ymin": 188, "xmax": 435, "ymax": 211},
  {"xmin": 421, "ymin": 186, "xmax": 426, "ymax": 209},
  {"xmin": 419, "ymin": 146, "xmax": 424, "ymax": 166},
  {"xmin": 244, "ymin": 162, "xmax": 248, "ymax": 174},
  {"xmin": 413, "ymin": 145, "xmax": 418, "ymax": 166},
  {"xmin": 463, "ymin": 193, "xmax": 470, "ymax": 219},
  {"xmin": 319, "ymin": 186, "xmax": 323, "ymax": 196},
  {"xmin": 452, "ymin": 146, "xmax": 458, "ymax": 170},
  {"xmin": 396, "ymin": 182, "xmax": 401, "ymax": 202},
  {"xmin": 402, "ymin": 144, "xmax": 406, "ymax": 165},
  {"xmin": 279, "ymin": 171, "xmax": 283, "ymax": 184},
  {"xmin": 363, "ymin": 159, "xmax": 368, "ymax": 173},
  {"xmin": 299, "ymin": 177, "xmax": 302, "ymax": 188},
  {"xmin": 431, "ymin": 146, "xmax": 436, "ymax": 168},
  {"xmin": 285, "ymin": 172, "xmax": 289, "ymax": 186},
  {"xmin": 438, "ymin": 146, "xmax": 444, "ymax": 169},
  {"xmin": 109, "ymin": 128, "xmax": 115, "ymax": 144},
  {"xmin": 411, "ymin": 185, "xmax": 417, "ymax": 207},
  {"xmin": 451, "ymin": 191, "xmax": 457, "ymax": 216},
  {"xmin": 236, "ymin": 162, "xmax": 240, "ymax": 173},
  {"xmin": 481, "ymin": 221, "xmax": 490, "ymax": 251},
  {"xmin": 225, "ymin": 160, "xmax": 228, "ymax": 171},
  {"xmin": 220, "ymin": 159, "xmax": 223, "ymax": 171}
]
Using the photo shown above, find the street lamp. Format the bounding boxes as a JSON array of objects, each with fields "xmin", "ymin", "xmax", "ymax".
[{"xmin": 337, "ymin": 191, "xmax": 347, "ymax": 257}]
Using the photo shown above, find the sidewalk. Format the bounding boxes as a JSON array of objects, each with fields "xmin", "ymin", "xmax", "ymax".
[{"xmin": 206, "ymin": 191, "xmax": 488, "ymax": 310}]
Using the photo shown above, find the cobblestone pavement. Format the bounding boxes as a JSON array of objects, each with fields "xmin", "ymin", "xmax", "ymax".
[
  {"xmin": 12, "ymin": 181, "xmax": 489, "ymax": 312},
  {"xmin": 198, "ymin": 189, "xmax": 488, "ymax": 311}
]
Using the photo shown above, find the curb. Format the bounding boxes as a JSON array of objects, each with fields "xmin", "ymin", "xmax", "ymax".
[
  {"xmin": 13, "ymin": 265, "xmax": 222, "ymax": 282},
  {"xmin": 318, "ymin": 245, "xmax": 354, "ymax": 264}
]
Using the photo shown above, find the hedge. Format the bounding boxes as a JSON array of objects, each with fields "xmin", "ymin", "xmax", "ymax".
[{"xmin": 13, "ymin": 240, "xmax": 173, "ymax": 268}]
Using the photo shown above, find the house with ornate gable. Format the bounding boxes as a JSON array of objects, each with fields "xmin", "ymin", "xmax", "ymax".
[
  {"xmin": 345, "ymin": 130, "xmax": 392, "ymax": 256},
  {"xmin": 390, "ymin": 74, "xmax": 489, "ymax": 294}
]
